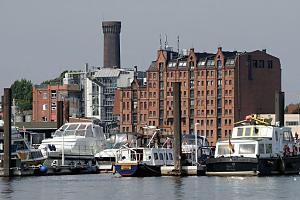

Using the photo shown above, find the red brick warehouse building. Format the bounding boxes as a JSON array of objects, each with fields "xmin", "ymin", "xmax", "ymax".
[
  {"xmin": 32, "ymin": 84, "xmax": 82, "ymax": 122},
  {"xmin": 114, "ymin": 47, "xmax": 281, "ymax": 145}
]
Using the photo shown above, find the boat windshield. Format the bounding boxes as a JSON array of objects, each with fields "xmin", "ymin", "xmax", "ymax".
[
  {"xmin": 75, "ymin": 124, "xmax": 91, "ymax": 137},
  {"xmin": 54, "ymin": 124, "xmax": 68, "ymax": 137},
  {"xmin": 64, "ymin": 124, "xmax": 79, "ymax": 136},
  {"xmin": 239, "ymin": 144, "xmax": 256, "ymax": 154},
  {"xmin": 11, "ymin": 140, "xmax": 29, "ymax": 152},
  {"xmin": 217, "ymin": 144, "xmax": 231, "ymax": 155},
  {"xmin": 53, "ymin": 123, "xmax": 93, "ymax": 137}
]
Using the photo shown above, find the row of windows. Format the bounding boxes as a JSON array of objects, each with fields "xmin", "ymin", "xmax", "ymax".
[
  {"xmin": 122, "ymin": 102, "xmax": 131, "ymax": 110},
  {"xmin": 224, "ymin": 129, "xmax": 232, "ymax": 137},
  {"xmin": 153, "ymin": 152, "xmax": 173, "ymax": 161},
  {"xmin": 122, "ymin": 126, "xmax": 130, "ymax": 133},
  {"xmin": 148, "ymin": 73, "xmax": 157, "ymax": 79},
  {"xmin": 122, "ymin": 114, "xmax": 130, "ymax": 122},
  {"xmin": 153, "ymin": 69, "xmax": 233, "ymax": 80},
  {"xmin": 252, "ymin": 60, "xmax": 273, "ymax": 69},
  {"xmin": 224, "ymin": 90, "xmax": 233, "ymax": 96},
  {"xmin": 122, "ymin": 91, "xmax": 131, "ymax": 98},
  {"xmin": 148, "ymin": 92, "xmax": 157, "ymax": 98},
  {"xmin": 148, "ymin": 82, "xmax": 157, "ymax": 88},
  {"xmin": 42, "ymin": 104, "xmax": 56, "ymax": 111},
  {"xmin": 286, "ymin": 121, "xmax": 299, "ymax": 126},
  {"xmin": 167, "ymin": 59, "xmax": 235, "ymax": 69},
  {"xmin": 126, "ymin": 98, "xmax": 232, "ymax": 111},
  {"xmin": 196, "ymin": 110, "xmax": 215, "ymax": 116},
  {"xmin": 139, "ymin": 114, "xmax": 147, "ymax": 122},
  {"xmin": 149, "ymin": 111, "xmax": 157, "ymax": 117},
  {"xmin": 224, "ymin": 109, "xmax": 233, "ymax": 115},
  {"xmin": 146, "ymin": 79, "xmax": 232, "ymax": 94}
]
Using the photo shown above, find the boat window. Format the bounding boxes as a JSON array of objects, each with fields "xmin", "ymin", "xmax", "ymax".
[
  {"xmin": 165, "ymin": 153, "xmax": 169, "ymax": 160},
  {"xmin": 75, "ymin": 129, "xmax": 86, "ymax": 136},
  {"xmin": 266, "ymin": 144, "xmax": 272, "ymax": 154},
  {"xmin": 259, "ymin": 144, "xmax": 265, "ymax": 154},
  {"xmin": 85, "ymin": 125, "xmax": 93, "ymax": 137},
  {"xmin": 154, "ymin": 153, "xmax": 158, "ymax": 160},
  {"xmin": 55, "ymin": 124, "xmax": 68, "ymax": 136},
  {"xmin": 78, "ymin": 124, "xmax": 87, "ymax": 130},
  {"xmin": 283, "ymin": 131, "xmax": 293, "ymax": 142},
  {"xmin": 159, "ymin": 153, "xmax": 164, "ymax": 160},
  {"xmin": 65, "ymin": 124, "xmax": 79, "ymax": 136},
  {"xmin": 0, "ymin": 142, "xmax": 3, "ymax": 153},
  {"xmin": 64, "ymin": 130, "xmax": 74, "ymax": 136},
  {"xmin": 237, "ymin": 128, "xmax": 243, "ymax": 136},
  {"xmin": 245, "ymin": 128, "xmax": 252, "ymax": 136},
  {"xmin": 13, "ymin": 141, "xmax": 28, "ymax": 151},
  {"xmin": 67, "ymin": 124, "xmax": 79, "ymax": 130},
  {"xmin": 169, "ymin": 153, "xmax": 173, "ymax": 160},
  {"xmin": 131, "ymin": 153, "xmax": 136, "ymax": 160},
  {"xmin": 239, "ymin": 144, "xmax": 255, "ymax": 154},
  {"xmin": 217, "ymin": 145, "xmax": 231, "ymax": 155}
]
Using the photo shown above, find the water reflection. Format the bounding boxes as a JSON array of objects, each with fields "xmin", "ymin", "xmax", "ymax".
[
  {"xmin": 0, "ymin": 175, "xmax": 299, "ymax": 200},
  {"xmin": 173, "ymin": 177, "xmax": 183, "ymax": 200},
  {"xmin": 0, "ymin": 177, "xmax": 13, "ymax": 200}
]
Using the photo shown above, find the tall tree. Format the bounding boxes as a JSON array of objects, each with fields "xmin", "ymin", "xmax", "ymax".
[{"xmin": 10, "ymin": 79, "xmax": 33, "ymax": 111}]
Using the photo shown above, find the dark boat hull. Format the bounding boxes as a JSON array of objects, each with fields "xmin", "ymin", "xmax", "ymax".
[
  {"xmin": 206, "ymin": 155, "xmax": 300, "ymax": 176},
  {"xmin": 115, "ymin": 163, "xmax": 161, "ymax": 177}
]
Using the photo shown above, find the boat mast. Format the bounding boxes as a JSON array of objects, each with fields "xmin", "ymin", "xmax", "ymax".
[{"xmin": 62, "ymin": 130, "xmax": 65, "ymax": 166}]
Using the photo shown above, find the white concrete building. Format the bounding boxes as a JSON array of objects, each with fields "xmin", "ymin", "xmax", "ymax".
[
  {"xmin": 64, "ymin": 65, "xmax": 145, "ymax": 132},
  {"xmin": 85, "ymin": 67, "xmax": 135, "ymax": 121},
  {"xmin": 260, "ymin": 114, "xmax": 300, "ymax": 137}
]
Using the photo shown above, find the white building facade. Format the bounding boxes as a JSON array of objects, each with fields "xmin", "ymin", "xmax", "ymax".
[{"xmin": 260, "ymin": 114, "xmax": 300, "ymax": 137}]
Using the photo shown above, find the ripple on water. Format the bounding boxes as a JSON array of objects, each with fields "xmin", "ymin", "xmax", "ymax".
[{"xmin": 1, "ymin": 175, "xmax": 300, "ymax": 200}]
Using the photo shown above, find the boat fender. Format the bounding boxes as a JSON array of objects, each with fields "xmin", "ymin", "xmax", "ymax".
[{"xmin": 39, "ymin": 165, "xmax": 48, "ymax": 173}]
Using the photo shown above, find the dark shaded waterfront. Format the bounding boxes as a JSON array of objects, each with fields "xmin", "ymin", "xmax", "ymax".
[{"xmin": 1, "ymin": 174, "xmax": 299, "ymax": 200}]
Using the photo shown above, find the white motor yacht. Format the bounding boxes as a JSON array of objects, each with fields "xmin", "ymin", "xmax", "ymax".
[{"xmin": 39, "ymin": 122, "xmax": 107, "ymax": 163}]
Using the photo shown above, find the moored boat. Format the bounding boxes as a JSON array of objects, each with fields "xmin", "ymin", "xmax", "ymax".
[
  {"xmin": 114, "ymin": 146, "xmax": 174, "ymax": 177},
  {"xmin": 38, "ymin": 121, "xmax": 107, "ymax": 166},
  {"xmin": 206, "ymin": 115, "xmax": 300, "ymax": 176},
  {"xmin": 0, "ymin": 126, "xmax": 46, "ymax": 168}
]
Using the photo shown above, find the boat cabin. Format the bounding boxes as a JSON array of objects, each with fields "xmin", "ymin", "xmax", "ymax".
[
  {"xmin": 116, "ymin": 147, "xmax": 174, "ymax": 166},
  {"xmin": 215, "ymin": 125, "xmax": 297, "ymax": 158}
]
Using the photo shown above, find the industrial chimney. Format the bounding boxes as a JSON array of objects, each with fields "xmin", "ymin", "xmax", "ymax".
[{"xmin": 102, "ymin": 21, "xmax": 121, "ymax": 68}]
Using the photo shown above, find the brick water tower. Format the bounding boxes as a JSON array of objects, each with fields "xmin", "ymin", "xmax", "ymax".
[{"xmin": 102, "ymin": 21, "xmax": 121, "ymax": 68}]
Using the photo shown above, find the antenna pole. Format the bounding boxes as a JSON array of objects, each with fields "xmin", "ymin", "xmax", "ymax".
[
  {"xmin": 177, "ymin": 35, "xmax": 180, "ymax": 54},
  {"xmin": 160, "ymin": 34, "xmax": 162, "ymax": 49},
  {"xmin": 165, "ymin": 34, "xmax": 168, "ymax": 49}
]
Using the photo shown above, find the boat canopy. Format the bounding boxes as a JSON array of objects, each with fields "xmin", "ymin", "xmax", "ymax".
[{"xmin": 53, "ymin": 123, "xmax": 94, "ymax": 137}]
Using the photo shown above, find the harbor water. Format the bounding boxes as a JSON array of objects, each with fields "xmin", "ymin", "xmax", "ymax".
[{"xmin": 1, "ymin": 174, "xmax": 300, "ymax": 200}]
